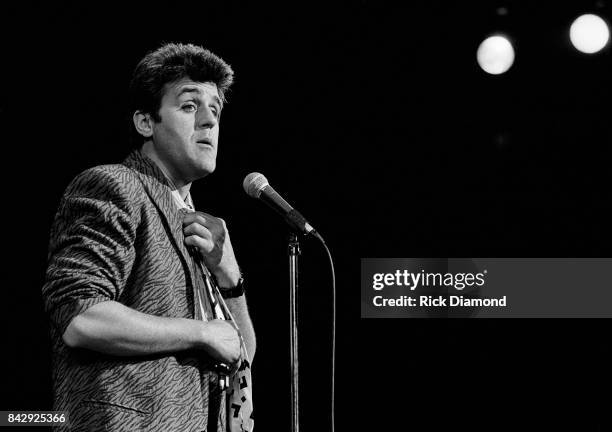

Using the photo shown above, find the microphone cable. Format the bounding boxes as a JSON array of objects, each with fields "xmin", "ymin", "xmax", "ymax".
[{"xmin": 313, "ymin": 232, "xmax": 336, "ymax": 432}]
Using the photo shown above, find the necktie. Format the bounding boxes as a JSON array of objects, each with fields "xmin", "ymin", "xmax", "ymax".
[
  {"xmin": 194, "ymin": 257, "xmax": 255, "ymax": 432},
  {"xmin": 178, "ymin": 200, "xmax": 254, "ymax": 432}
]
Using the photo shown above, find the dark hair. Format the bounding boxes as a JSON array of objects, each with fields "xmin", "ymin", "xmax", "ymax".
[{"xmin": 129, "ymin": 42, "xmax": 234, "ymax": 146}]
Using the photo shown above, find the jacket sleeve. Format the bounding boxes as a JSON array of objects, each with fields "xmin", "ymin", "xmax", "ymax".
[{"xmin": 42, "ymin": 166, "xmax": 139, "ymax": 337}]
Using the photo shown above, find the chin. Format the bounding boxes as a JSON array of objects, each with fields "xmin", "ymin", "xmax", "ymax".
[{"xmin": 196, "ymin": 161, "xmax": 216, "ymax": 178}]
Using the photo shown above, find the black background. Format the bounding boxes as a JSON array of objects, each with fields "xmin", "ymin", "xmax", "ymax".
[{"xmin": 1, "ymin": 1, "xmax": 611, "ymax": 430}]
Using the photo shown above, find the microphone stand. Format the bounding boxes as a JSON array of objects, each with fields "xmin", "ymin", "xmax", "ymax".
[{"xmin": 288, "ymin": 232, "xmax": 301, "ymax": 432}]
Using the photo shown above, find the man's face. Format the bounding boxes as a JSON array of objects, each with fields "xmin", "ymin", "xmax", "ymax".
[{"xmin": 150, "ymin": 78, "xmax": 222, "ymax": 184}]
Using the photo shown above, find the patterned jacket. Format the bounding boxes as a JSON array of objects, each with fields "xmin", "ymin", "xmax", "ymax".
[{"xmin": 42, "ymin": 150, "xmax": 225, "ymax": 431}]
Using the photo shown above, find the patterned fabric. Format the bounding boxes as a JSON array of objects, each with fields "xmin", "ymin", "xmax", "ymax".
[
  {"xmin": 42, "ymin": 150, "xmax": 229, "ymax": 431},
  {"xmin": 174, "ymin": 192, "xmax": 254, "ymax": 432},
  {"xmin": 209, "ymin": 285, "xmax": 255, "ymax": 432}
]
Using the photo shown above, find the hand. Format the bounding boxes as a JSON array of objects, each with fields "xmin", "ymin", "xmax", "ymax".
[
  {"xmin": 198, "ymin": 319, "xmax": 241, "ymax": 366},
  {"xmin": 183, "ymin": 211, "xmax": 241, "ymax": 287}
]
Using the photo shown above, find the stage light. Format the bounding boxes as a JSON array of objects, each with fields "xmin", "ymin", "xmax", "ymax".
[
  {"xmin": 569, "ymin": 14, "xmax": 610, "ymax": 54},
  {"xmin": 477, "ymin": 35, "xmax": 515, "ymax": 75}
]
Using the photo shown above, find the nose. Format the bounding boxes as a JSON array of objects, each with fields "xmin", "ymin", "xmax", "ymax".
[{"xmin": 196, "ymin": 105, "xmax": 218, "ymax": 129}]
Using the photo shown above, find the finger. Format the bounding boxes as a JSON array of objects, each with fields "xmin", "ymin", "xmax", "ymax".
[
  {"xmin": 182, "ymin": 212, "xmax": 208, "ymax": 227},
  {"xmin": 185, "ymin": 235, "xmax": 214, "ymax": 253},
  {"xmin": 194, "ymin": 212, "xmax": 226, "ymax": 230},
  {"xmin": 183, "ymin": 213, "xmax": 226, "ymax": 237},
  {"xmin": 183, "ymin": 222, "xmax": 212, "ymax": 239},
  {"xmin": 194, "ymin": 211, "xmax": 216, "ymax": 221}
]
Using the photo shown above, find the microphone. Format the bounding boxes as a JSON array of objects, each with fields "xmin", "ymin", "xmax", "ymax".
[{"xmin": 243, "ymin": 172, "xmax": 321, "ymax": 239}]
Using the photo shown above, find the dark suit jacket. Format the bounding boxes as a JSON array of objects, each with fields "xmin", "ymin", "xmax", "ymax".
[{"xmin": 43, "ymin": 150, "xmax": 224, "ymax": 431}]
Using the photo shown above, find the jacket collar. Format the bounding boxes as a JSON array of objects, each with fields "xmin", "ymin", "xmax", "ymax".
[{"xmin": 122, "ymin": 150, "xmax": 192, "ymax": 267}]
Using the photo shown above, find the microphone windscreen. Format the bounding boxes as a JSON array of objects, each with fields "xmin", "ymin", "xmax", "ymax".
[{"xmin": 243, "ymin": 172, "xmax": 269, "ymax": 198}]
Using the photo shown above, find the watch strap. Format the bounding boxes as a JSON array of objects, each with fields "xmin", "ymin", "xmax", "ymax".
[{"xmin": 220, "ymin": 276, "xmax": 245, "ymax": 298}]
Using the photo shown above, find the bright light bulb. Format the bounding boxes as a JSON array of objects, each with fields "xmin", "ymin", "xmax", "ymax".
[
  {"xmin": 477, "ymin": 35, "xmax": 515, "ymax": 75},
  {"xmin": 570, "ymin": 14, "xmax": 610, "ymax": 54}
]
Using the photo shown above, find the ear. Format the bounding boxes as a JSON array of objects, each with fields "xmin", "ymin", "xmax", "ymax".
[{"xmin": 133, "ymin": 111, "xmax": 154, "ymax": 138}]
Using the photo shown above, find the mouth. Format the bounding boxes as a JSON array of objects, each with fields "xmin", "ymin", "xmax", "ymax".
[{"xmin": 196, "ymin": 138, "xmax": 214, "ymax": 148}]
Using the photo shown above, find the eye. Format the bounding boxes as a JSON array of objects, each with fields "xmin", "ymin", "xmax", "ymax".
[
  {"xmin": 210, "ymin": 106, "xmax": 220, "ymax": 118},
  {"xmin": 182, "ymin": 103, "xmax": 197, "ymax": 113}
]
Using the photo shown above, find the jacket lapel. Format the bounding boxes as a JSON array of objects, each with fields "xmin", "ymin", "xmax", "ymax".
[{"xmin": 122, "ymin": 150, "xmax": 192, "ymax": 271}]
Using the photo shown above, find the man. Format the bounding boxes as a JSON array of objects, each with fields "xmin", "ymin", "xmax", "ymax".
[{"xmin": 42, "ymin": 43, "xmax": 255, "ymax": 432}]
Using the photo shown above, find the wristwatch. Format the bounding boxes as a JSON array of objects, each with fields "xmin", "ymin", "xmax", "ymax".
[{"xmin": 220, "ymin": 276, "xmax": 245, "ymax": 299}]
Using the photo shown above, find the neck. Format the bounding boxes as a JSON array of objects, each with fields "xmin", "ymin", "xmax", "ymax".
[{"xmin": 140, "ymin": 142, "xmax": 191, "ymax": 200}]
